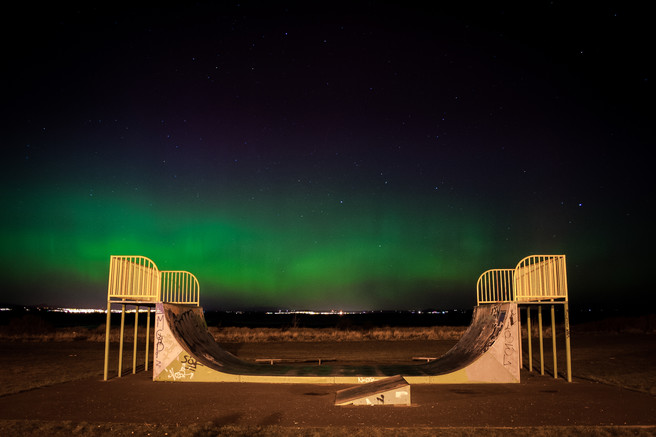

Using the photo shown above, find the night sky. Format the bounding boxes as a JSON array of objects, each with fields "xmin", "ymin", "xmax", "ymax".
[{"xmin": 2, "ymin": 2, "xmax": 653, "ymax": 311}]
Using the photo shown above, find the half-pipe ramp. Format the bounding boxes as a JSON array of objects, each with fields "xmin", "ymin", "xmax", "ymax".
[{"xmin": 153, "ymin": 302, "xmax": 520, "ymax": 384}]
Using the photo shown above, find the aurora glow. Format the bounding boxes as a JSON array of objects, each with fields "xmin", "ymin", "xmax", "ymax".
[{"xmin": 2, "ymin": 3, "xmax": 652, "ymax": 310}]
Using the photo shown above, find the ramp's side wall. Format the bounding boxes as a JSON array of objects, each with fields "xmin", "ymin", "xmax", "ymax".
[
  {"xmin": 462, "ymin": 302, "xmax": 520, "ymax": 382},
  {"xmin": 153, "ymin": 302, "xmax": 186, "ymax": 381}
]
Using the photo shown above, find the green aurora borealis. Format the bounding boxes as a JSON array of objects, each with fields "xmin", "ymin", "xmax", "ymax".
[{"xmin": 3, "ymin": 179, "xmax": 524, "ymax": 309}]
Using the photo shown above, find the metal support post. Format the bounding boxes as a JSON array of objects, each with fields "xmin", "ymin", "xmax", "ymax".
[
  {"xmin": 564, "ymin": 302, "xmax": 572, "ymax": 382},
  {"xmin": 145, "ymin": 308, "xmax": 151, "ymax": 371},
  {"xmin": 551, "ymin": 304, "xmax": 557, "ymax": 379},
  {"xmin": 526, "ymin": 306, "xmax": 532, "ymax": 371},
  {"xmin": 133, "ymin": 305, "xmax": 139, "ymax": 374},
  {"xmin": 118, "ymin": 304, "xmax": 126, "ymax": 377},
  {"xmin": 517, "ymin": 306, "xmax": 523, "ymax": 369},
  {"xmin": 538, "ymin": 305, "xmax": 544, "ymax": 375},
  {"xmin": 103, "ymin": 301, "xmax": 112, "ymax": 381}
]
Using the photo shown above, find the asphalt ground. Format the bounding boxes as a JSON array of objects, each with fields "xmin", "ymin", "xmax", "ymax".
[{"xmin": 1, "ymin": 370, "xmax": 654, "ymax": 428}]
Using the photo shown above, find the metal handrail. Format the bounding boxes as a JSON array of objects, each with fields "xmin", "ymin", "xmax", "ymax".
[
  {"xmin": 514, "ymin": 255, "xmax": 568, "ymax": 302},
  {"xmin": 107, "ymin": 255, "xmax": 160, "ymax": 302},
  {"xmin": 475, "ymin": 255, "xmax": 568, "ymax": 304},
  {"xmin": 476, "ymin": 268, "xmax": 515, "ymax": 304},
  {"xmin": 161, "ymin": 270, "xmax": 200, "ymax": 306}
]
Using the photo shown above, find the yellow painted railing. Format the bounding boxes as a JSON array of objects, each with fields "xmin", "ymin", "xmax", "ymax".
[
  {"xmin": 476, "ymin": 268, "xmax": 515, "ymax": 304},
  {"xmin": 476, "ymin": 255, "xmax": 568, "ymax": 305},
  {"xmin": 106, "ymin": 256, "xmax": 201, "ymax": 305},
  {"xmin": 107, "ymin": 255, "xmax": 160, "ymax": 302},
  {"xmin": 161, "ymin": 270, "xmax": 200, "ymax": 305},
  {"xmin": 514, "ymin": 255, "xmax": 568, "ymax": 302}
]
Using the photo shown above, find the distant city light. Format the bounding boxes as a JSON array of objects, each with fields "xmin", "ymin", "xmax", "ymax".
[
  {"xmin": 0, "ymin": 306, "xmax": 471, "ymax": 315},
  {"xmin": 266, "ymin": 310, "xmax": 367, "ymax": 315},
  {"xmin": 51, "ymin": 308, "xmax": 106, "ymax": 314}
]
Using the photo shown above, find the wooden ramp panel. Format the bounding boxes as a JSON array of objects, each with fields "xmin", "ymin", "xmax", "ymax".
[{"xmin": 335, "ymin": 375, "xmax": 411, "ymax": 406}]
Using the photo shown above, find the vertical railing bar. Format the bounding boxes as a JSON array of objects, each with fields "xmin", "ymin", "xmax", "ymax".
[
  {"xmin": 502, "ymin": 270, "xmax": 506, "ymax": 302},
  {"xmin": 164, "ymin": 272, "xmax": 171, "ymax": 302},
  {"xmin": 138, "ymin": 258, "xmax": 143, "ymax": 298},
  {"xmin": 537, "ymin": 256, "xmax": 542, "ymax": 299},
  {"xmin": 504, "ymin": 270, "xmax": 508, "ymax": 301},
  {"xmin": 134, "ymin": 257, "xmax": 139, "ymax": 298}
]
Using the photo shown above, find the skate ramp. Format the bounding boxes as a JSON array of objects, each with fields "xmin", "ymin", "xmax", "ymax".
[{"xmin": 153, "ymin": 302, "xmax": 520, "ymax": 384}]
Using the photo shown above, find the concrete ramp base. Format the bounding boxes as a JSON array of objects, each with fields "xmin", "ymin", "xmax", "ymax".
[{"xmin": 335, "ymin": 375, "xmax": 411, "ymax": 406}]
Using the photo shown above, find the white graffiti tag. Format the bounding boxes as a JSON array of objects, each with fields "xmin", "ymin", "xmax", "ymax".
[
  {"xmin": 166, "ymin": 356, "xmax": 199, "ymax": 381},
  {"xmin": 358, "ymin": 377, "xmax": 378, "ymax": 383},
  {"xmin": 503, "ymin": 309, "xmax": 516, "ymax": 367},
  {"xmin": 167, "ymin": 363, "xmax": 195, "ymax": 381}
]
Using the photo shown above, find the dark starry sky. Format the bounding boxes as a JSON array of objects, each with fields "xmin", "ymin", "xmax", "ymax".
[{"xmin": 1, "ymin": 1, "xmax": 653, "ymax": 310}]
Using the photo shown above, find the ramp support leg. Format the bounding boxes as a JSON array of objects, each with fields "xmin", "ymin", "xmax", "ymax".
[
  {"xmin": 538, "ymin": 305, "xmax": 544, "ymax": 375},
  {"xmin": 118, "ymin": 304, "xmax": 126, "ymax": 378},
  {"xmin": 526, "ymin": 307, "xmax": 532, "ymax": 371},
  {"xmin": 133, "ymin": 305, "xmax": 139, "ymax": 374},
  {"xmin": 518, "ymin": 306, "xmax": 523, "ymax": 370},
  {"xmin": 145, "ymin": 308, "xmax": 151, "ymax": 371},
  {"xmin": 551, "ymin": 304, "xmax": 557, "ymax": 379},
  {"xmin": 564, "ymin": 302, "xmax": 572, "ymax": 382},
  {"xmin": 103, "ymin": 301, "xmax": 111, "ymax": 381}
]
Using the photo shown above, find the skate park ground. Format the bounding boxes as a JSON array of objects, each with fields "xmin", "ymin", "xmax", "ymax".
[{"xmin": 0, "ymin": 331, "xmax": 655, "ymax": 436}]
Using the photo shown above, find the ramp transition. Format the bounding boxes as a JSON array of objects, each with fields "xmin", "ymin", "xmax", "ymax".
[{"xmin": 153, "ymin": 301, "xmax": 520, "ymax": 384}]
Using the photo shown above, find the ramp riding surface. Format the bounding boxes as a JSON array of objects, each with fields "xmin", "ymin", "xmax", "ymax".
[{"xmin": 153, "ymin": 302, "xmax": 520, "ymax": 384}]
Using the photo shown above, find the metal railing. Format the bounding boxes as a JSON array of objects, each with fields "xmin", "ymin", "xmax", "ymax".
[
  {"xmin": 476, "ymin": 255, "xmax": 568, "ymax": 305},
  {"xmin": 161, "ymin": 270, "xmax": 200, "ymax": 305},
  {"xmin": 107, "ymin": 255, "xmax": 160, "ymax": 302},
  {"xmin": 514, "ymin": 255, "xmax": 568, "ymax": 303},
  {"xmin": 476, "ymin": 268, "xmax": 515, "ymax": 304},
  {"xmin": 106, "ymin": 256, "xmax": 201, "ymax": 305}
]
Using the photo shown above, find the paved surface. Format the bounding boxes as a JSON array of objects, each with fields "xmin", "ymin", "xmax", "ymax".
[{"xmin": 1, "ymin": 370, "xmax": 654, "ymax": 427}]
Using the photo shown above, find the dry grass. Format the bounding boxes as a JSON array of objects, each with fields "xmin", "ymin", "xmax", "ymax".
[
  {"xmin": 208, "ymin": 325, "xmax": 466, "ymax": 343},
  {"xmin": 0, "ymin": 323, "xmax": 467, "ymax": 343},
  {"xmin": 2, "ymin": 312, "xmax": 654, "ymax": 344}
]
